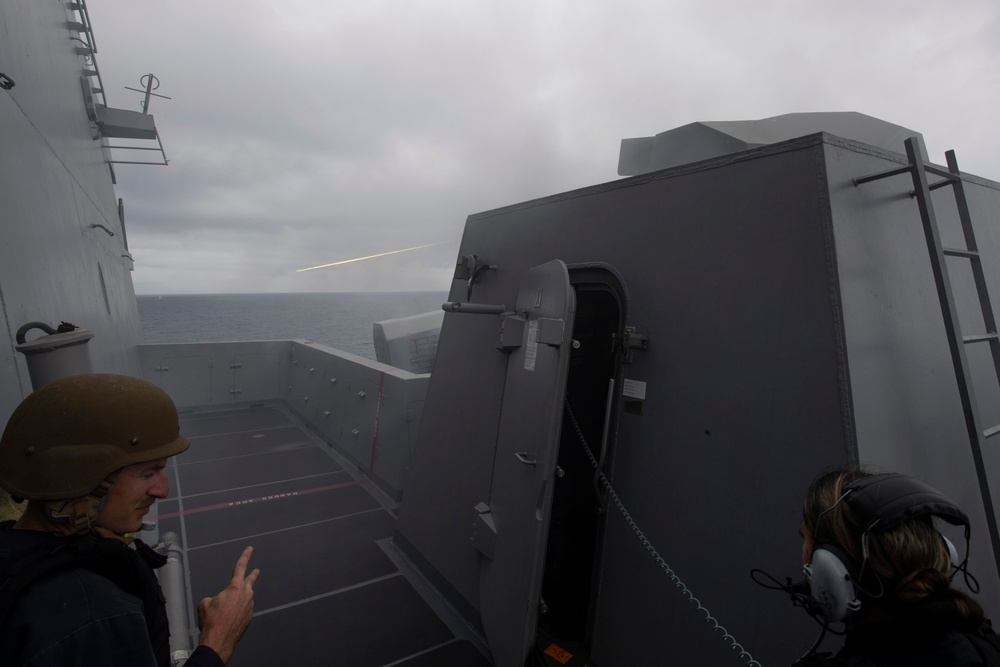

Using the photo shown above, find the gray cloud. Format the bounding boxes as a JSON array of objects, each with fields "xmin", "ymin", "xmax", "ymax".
[{"xmin": 87, "ymin": 0, "xmax": 1000, "ymax": 294}]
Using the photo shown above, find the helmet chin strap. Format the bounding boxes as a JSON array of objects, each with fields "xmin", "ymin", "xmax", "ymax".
[
  {"xmin": 44, "ymin": 474, "xmax": 133, "ymax": 544},
  {"xmin": 91, "ymin": 524, "xmax": 135, "ymax": 545}
]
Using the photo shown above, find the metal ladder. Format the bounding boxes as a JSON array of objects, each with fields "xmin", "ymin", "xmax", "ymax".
[{"xmin": 854, "ymin": 137, "xmax": 1000, "ymax": 581}]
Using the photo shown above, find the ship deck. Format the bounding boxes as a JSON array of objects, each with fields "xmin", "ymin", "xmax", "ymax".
[{"xmin": 153, "ymin": 404, "xmax": 491, "ymax": 666}]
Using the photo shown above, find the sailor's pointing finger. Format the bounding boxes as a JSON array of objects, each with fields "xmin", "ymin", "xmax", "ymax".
[{"xmin": 231, "ymin": 546, "xmax": 254, "ymax": 582}]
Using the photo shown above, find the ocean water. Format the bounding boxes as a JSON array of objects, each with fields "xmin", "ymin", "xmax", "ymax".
[{"xmin": 137, "ymin": 292, "xmax": 448, "ymax": 360}]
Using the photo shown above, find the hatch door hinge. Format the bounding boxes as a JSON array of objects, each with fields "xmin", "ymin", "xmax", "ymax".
[
  {"xmin": 536, "ymin": 317, "xmax": 566, "ymax": 347},
  {"xmin": 615, "ymin": 326, "xmax": 648, "ymax": 362}
]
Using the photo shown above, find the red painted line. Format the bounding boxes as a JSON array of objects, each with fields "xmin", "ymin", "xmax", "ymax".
[
  {"xmin": 369, "ymin": 371, "xmax": 386, "ymax": 477},
  {"xmin": 150, "ymin": 478, "xmax": 370, "ymax": 521}
]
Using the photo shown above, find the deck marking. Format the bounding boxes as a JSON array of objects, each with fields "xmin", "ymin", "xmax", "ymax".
[
  {"xmin": 173, "ymin": 444, "xmax": 316, "ymax": 467},
  {"xmin": 185, "ymin": 507, "xmax": 389, "ymax": 551},
  {"xmin": 169, "ymin": 471, "xmax": 348, "ymax": 501},
  {"xmin": 369, "ymin": 371, "xmax": 386, "ymax": 477},
  {"xmin": 252, "ymin": 572, "xmax": 402, "ymax": 617},
  {"xmin": 379, "ymin": 639, "xmax": 468, "ymax": 666},
  {"xmin": 150, "ymin": 478, "xmax": 370, "ymax": 520}
]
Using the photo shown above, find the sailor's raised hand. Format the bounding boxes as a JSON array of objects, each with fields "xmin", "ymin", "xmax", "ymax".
[{"xmin": 197, "ymin": 546, "xmax": 261, "ymax": 664}]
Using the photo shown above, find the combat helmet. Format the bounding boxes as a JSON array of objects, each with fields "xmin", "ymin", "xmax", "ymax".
[{"xmin": 0, "ymin": 374, "xmax": 189, "ymax": 524}]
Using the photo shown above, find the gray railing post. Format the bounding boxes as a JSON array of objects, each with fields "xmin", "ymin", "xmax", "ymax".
[{"xmin": 159, "ymin": 532, "xmax": 192, "ymax": 666}]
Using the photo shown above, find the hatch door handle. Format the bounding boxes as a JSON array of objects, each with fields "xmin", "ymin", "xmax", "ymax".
[{"xmin": 515, "ymin": 452, "xmax": 537, "ymax": 466}]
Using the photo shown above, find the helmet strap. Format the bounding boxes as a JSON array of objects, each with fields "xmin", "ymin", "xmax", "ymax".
[{"xmin": 43, "ymin": 474, "xmax": 128, "ymax": 542}]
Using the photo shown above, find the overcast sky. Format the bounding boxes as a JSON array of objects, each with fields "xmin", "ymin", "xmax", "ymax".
[{"xmin": 86, "ymin": 0, "xmax": 1000, "ymax": 295}]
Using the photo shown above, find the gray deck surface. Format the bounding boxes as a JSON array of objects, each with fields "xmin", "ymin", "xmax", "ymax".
[{"xmin": 152, "ymin": 404, "xmax": 491, "ymax": 666}]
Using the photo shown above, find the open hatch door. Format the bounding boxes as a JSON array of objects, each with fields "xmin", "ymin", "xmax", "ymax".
[{"xmin": 475, "ymin": 259, "xmax": 577, "ymax": 666}]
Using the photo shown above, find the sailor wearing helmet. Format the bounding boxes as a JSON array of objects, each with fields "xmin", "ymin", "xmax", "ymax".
[{"xmin": 0, "ymin": 374, "xmax": 259, "ymax": 667}]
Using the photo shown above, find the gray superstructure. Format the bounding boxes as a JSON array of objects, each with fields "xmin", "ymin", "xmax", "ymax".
[
  {"xmin": 0, "ymin": 0, "xmax": 146, "ymax": 418},
  {"xmin": 397, "ymin": 125, "xmax": 1000, "ymax": 665}
]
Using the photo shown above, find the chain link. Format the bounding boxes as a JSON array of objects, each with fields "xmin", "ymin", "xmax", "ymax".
[{"xmin": 564, "ymin": 402, "xmax": 762, "ymax": 667}]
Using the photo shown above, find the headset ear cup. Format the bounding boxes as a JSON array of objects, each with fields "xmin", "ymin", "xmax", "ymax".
[
  {"xmin": 805, "ymin": 545, "xmax": 862, "ymax": 622},
  {"xmin": 942, "ymin": 534, "xmax": 959, "ymax": 568}
]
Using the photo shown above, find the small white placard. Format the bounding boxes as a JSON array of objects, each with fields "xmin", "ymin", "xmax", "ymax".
[
  {"xmin": 524, "ymin": 320, "xmax": 539, "ymax": 371},
  {"xmin": 622, "ymin": 378, "xmax": 646, "ymax": 400}
]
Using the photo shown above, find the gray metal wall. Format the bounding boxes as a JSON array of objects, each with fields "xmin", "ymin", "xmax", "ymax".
[
  {"xmin": 826, "ymin": 138, "xmax": 1000, "ymax": 608},
  {"xmin": 0, "ymin": 0, "xmax": 143, "ymax": 425},
  {"xmin": 137, "ymin": 340, "xmax": 431, "ymax": 500}
]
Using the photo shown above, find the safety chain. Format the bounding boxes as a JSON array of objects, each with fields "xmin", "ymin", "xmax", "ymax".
[
  {"xmin": 564, "ymin": 402, "xmax": 762, "ymax": 667},
  {"xmin": 0, "ymin": 72, "xmax": 15, "ymax": 91}
]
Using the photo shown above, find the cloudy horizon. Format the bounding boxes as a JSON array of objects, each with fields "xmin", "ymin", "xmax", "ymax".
[{"xmin": 86, "ymin": 0, "xmax": 1000, "ymax": 294}]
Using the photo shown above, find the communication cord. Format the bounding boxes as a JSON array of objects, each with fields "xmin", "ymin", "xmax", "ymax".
[{"xmin": 565, "ymin": 401, "xmax": 762, "ymax": 667}]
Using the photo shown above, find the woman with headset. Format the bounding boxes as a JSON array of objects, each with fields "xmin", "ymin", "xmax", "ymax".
[{"xmin": 795, "ymin": 466, "xmax": 999, "ymax": 666}]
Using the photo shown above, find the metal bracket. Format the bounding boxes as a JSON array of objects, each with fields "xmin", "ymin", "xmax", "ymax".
[
  {"xmin": 536, "ymin": 317, "xmax": 566, "ymax": 346},
  {"xmin": 454, "ymin": 255, "xmax": 479, "ymax": 281},
  {"xmin": 0, "ymin": 72, "xmax": 14, "ymax": 91},
  {"xmin": 442, "ymin": 302, "xmax": 506, "ymax": 315},
  {"xmin": 616, "ymin": 326, "xmax": 648, "ymax": 362},
  {"xmin": 623, "ymin": 326, "xmax": 648, "ymax": 351},
  {"xmin": 470, "ymin": 502, "xmax": 497, "ymax": 560},
  {"xmin": 497, "ymin": 313, "xmax": 525, "ymax": 351},
  {"xmin": 454, "ymin": 255, "xmax": 498, "ymax": 301},
  {"xmin": 497, "ymin": 315, "xmax": 565, "ymax": 352}
]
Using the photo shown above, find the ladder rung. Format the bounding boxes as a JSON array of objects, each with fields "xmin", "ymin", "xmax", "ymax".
[
  {"xmin": 853, "ymin": 164, "xmax": 912, "ymax": 186},
  {"xmin": 943, "ymin": 247, "xmax": 979, "ymax": 259},
  {"xmin": 984, "ymin": 424, "xmax": 1000, "ymax": 440},
  {"xmin": 963, "ymin": 333, "xmax": 998, "ymax": 344},
  {"xmin": 924, "ymin": 164, "xmax": 960, "ymax": 181}
]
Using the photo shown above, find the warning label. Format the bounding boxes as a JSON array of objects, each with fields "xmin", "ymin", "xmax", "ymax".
[
  {"xmin": 543, "ymin": 643, "xmax": 574, "ymax": 664},
  {"xmin": 622, "ymin": 377, "xmax": 647, "ymax": 400},
  {"xmin": 524, "ymin": 320, "xmax": 539, "ymax": 371}
]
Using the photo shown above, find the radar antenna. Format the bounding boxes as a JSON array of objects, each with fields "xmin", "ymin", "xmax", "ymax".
[{"xmin": 124, "ymin": 73, "xmax": 171, "ymax": 114}]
